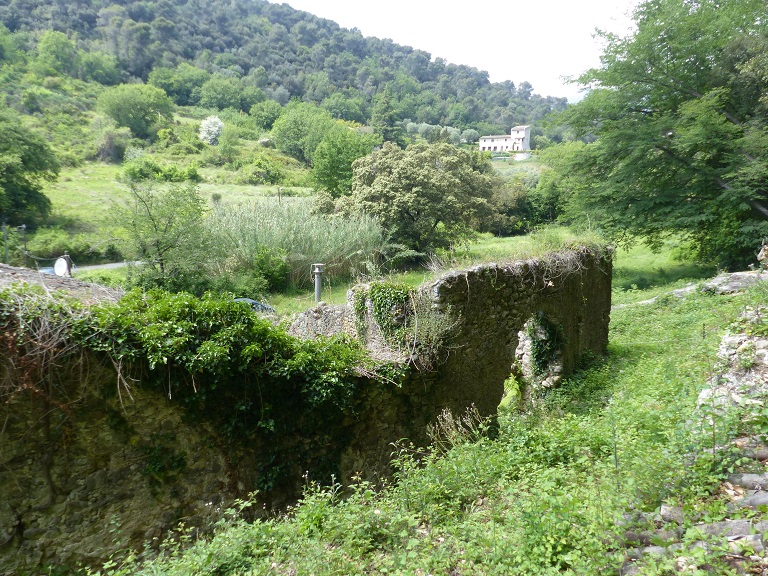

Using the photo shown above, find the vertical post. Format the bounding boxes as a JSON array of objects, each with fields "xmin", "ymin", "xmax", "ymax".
[
  {"xmin": 312, "ymin": 263, "xmax": 324, "ymax": 304},
  {"xmin": 2, "ymin": 222, "xmax": 6, "ymax": 265},
  {"xmin": 18, "ymin": 224, "xmax": 26, "ymax": 268},
  {"xmin": 278, "ymin": 187, "xmax": 283, "ymax": 205}
]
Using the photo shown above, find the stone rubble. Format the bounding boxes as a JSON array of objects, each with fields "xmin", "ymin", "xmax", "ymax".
[{"xmin": 619, "ymin": 303, "xmax": 768, "ymax": 575}]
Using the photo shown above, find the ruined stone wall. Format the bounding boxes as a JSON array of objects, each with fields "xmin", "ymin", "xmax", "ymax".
[
  {"xmin": 0, "ymin": 247, "xmax": 611, "ymax": 572},
  {"xmin": 0, "ymin": 360, "xmax": 242, "ymax": 573},
  {"xmin": 428, "ymin": 247, "xmax": 612, "ymax": 417},
  {"xmin": 299, "ymin": 247, "xmax": 612, "ymax": 481}
]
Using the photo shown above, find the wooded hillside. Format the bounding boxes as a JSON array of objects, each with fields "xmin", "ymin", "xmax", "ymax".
[{"xmin": 0, "ymin": 0, "xmax": 567, "ymax": 134}]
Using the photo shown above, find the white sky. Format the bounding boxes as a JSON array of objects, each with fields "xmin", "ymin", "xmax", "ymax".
[{"xmin": 283, "ymin": 0, "xmax": 639, "ymax": 102}]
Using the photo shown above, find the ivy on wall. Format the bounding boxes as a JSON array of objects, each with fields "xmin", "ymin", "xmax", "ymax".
[
  {"xmin": 352, "ymin": 281, "xmax": 457, "ymax": 370},
  {"xmin": 0, "ymin": 286, "xmax": 369, "ymax": 490}
]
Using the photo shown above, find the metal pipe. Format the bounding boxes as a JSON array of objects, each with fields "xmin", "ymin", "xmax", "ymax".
[{"xmin": 312, "ymin": 263, "xmax": 324, "ymax": 303}]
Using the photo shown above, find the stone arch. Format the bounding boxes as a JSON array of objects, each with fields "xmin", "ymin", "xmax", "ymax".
[{"xmin": 512, "ymin": 311, "xmax": 565, "ymax": 404}]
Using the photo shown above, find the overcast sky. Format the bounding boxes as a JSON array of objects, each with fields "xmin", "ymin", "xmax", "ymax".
[{"xmin": 283, "ymin": 0, "xmax": 639, "ymax": 102}]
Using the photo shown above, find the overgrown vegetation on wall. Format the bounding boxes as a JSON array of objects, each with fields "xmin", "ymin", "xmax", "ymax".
[
  {"xmin": 351, "ymin": 281, "xmax": 457, "ymax": 370},
  {"xmin": 0, "ymin": 286, "xmax": 369, "ymax": 479}
]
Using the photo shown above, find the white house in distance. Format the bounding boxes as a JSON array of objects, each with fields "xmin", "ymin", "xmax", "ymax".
[{"xmin": 478, "ymin": 125, "xmax": 531, "ymax": 152}]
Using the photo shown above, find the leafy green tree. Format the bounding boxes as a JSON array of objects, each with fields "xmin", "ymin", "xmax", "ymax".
[
  {"xmin": 312, "ymin": 126, "xmax": 380, "ymax": 197},
  {"xmin": 78, "ymin": 51, "xmax": 120, "ymax": 85},
  {"xmin": 113, "ymin": 182, "xmax": 206, "ymax": 276},
  {"xmin": 97, "ymin": 83, "xmax": 174, "ymax": 140},
  {"xmin": 0, "ymin": 107, "xmax": 59, "ymax": 225},
  {"xmin": 347, "ymin": 142, "xmax": 496, "ymax": 253},
  {"xmin": 0, "ymin": 24, "xmax": 19, "ymax": 64},
  {"xmin": 369, "ymin": 90, "xmax": 406, "ymax": 147},
  {"xmin": 321, "ymin": 92, "xmax": 366, "ymax": 123},
  {"xmin": 148, "ymin": 63, "xmax": 211, "ymax": 106},
  {"xmin": 198, "ymin": 75, "xmax": 252, "ymax": 111},
  {"xmin": 531, "ymin": 141, "xmax": 591, "ymax": 225},
  {"xmin": 250, "ymin": 100, "xmax": 283, "ymax": 130},
  {"xmin": 33, "ymin": 30, "xmax": 78, "ymax": 76},
  {"xmin": 558, "ymin": 0, "xmax": 768, "ymax": 268},
  {"xmin": 461, "ymin": 129, "xmax": 480, "ymax": 144},
  {"xmin": 270, "ymin": 101, "xmax": 335, "ymax": 164}
]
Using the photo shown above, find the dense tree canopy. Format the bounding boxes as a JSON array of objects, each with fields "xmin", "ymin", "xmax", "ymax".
[
  {"xmin": 346, "ymin": 142, "xmax": 496, "ymax": 253},
  {"xmin": 551, "ymin": 0, "xmax": 768, "ymax": 268},
  {"xmin": 270, "ymin": 101, "xmax": 336, "ymax": 165},
  {"xmin": 148, "ymin": 63, "xmax": 211, "ymax": 106},
  {"xmin": 0, "ymin": 0, "xmax": 568, "ymax": 135},
  {"xmin": 312, "ymin": 126, "xmax": 381, "ymax": 197},
  {"xmin": 96, "ymin": 83, "xmax": 175, "ymax": 140},
  {"xmin": 0, "ymin": 108, "xmax": 58, "ymax": 225}
]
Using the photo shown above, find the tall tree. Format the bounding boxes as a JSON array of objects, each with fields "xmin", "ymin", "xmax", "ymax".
[
  {"xmin": 270, "ymin": 101, "xmax": 335, "ymax": 165},
  {"xmin": 33, "ymin": 30, "xmax": 78, "ymax": 76},
  {"xmin": 557, "ymin": 0, "xmax": 768, "ymax": 268},
  {"xmin": 113, "ymin": 182, "xmax": 206, "ymax": 276},
  {"xmin": 346, "ymin": 142, "xmax": 496, "ymax": 253},
  {"xmin": 0, "ymin": 108, "xmax": 59, "ymax": 225},
  {"xmin": 97, "ymin": 83, "xmax": 174, "ymax": 140},
  {"xmin": 148, "ymin": 63, "xmax": 211, "ymax": 106},
  {"xmin": 369, "ymin": 90, "xmax": 406, "ymax": 147},
  {"xmin": 312, "ymin": 125, "xmax": 380, "ymax": 197}
]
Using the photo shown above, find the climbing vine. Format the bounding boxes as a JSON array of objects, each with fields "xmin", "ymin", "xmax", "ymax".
[
  {"xmin": 526, "ymin": 312, "xmax": 564, "ymax": 376},
  {"xmin": 368, "ymin": 281, "xmax": 413, "ymax": 340},
  {"xmin": 352, "ymin": 281, "xmax": 458, "ymax": 370},
  {"xmin": 0, "ymin": 286, "xmax": 367, "ymax": 445}
]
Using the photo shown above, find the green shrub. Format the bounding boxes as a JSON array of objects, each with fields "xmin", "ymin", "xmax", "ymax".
[
  {"xmin": 165, "ymin": 141, "xmax": 205, "ymax": 156},
  {"xmin": 232, "ymin": 155, "xmax": 283, "ymax": 185},
  {"xmin": 93, "ymin": 125, "xmax": 134, "ymax": 162},
  {"xmin": 86, "ymin": 289, "xmax": 364, "ymax": 436},
  {"xmin": 123, "ymin": 156, "xmax": 200, "ymax": 183},
  {"xmin": 127, "ymin": 260, "xmax": 280, "ymax": 297}
]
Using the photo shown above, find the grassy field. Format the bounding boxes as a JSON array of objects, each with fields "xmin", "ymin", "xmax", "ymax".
[
  {"xmin": 99, "ymin": 241, "xmax": 764, "ymax": 575},
  {"xmin": 490, "ymin": 154, "xmax": 541, "ymax": 179},
  {"xmin": 45, "ymin": 162, "xmax": 311, "ymax": 229},
  {"xmin": 45, "ymin": 163, "xmax": 126, "ymax": 232},
  {"xmin": 73, "ymin": 229, "xmax": 723, "ymax": 317},
  {"xmin": 612, "ymin": 239, "xmax": 717, "ymax": 299},
  {"xmin": 266, "ymin": 230, "xmax": 719, "ymax": 316}
]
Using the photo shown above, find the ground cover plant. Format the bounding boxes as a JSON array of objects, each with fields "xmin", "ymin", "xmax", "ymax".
[{"xmin": 81, "ymin": 240, "xmax": 758, "ymax": 575}]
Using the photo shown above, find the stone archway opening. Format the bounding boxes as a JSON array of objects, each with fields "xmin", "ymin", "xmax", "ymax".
[{"xmin": 512, "ymin": 311, "xmax": 565, "ymax": 405}]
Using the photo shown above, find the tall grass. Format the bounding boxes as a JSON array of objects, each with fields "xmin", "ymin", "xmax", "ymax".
[
  {"xmin": 430, "ymin": 227, "xmax": 605, "ymax": 270},
  {"xmin": 205, "ymin": 199, "xmax": 390, "ymax": 288}
]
